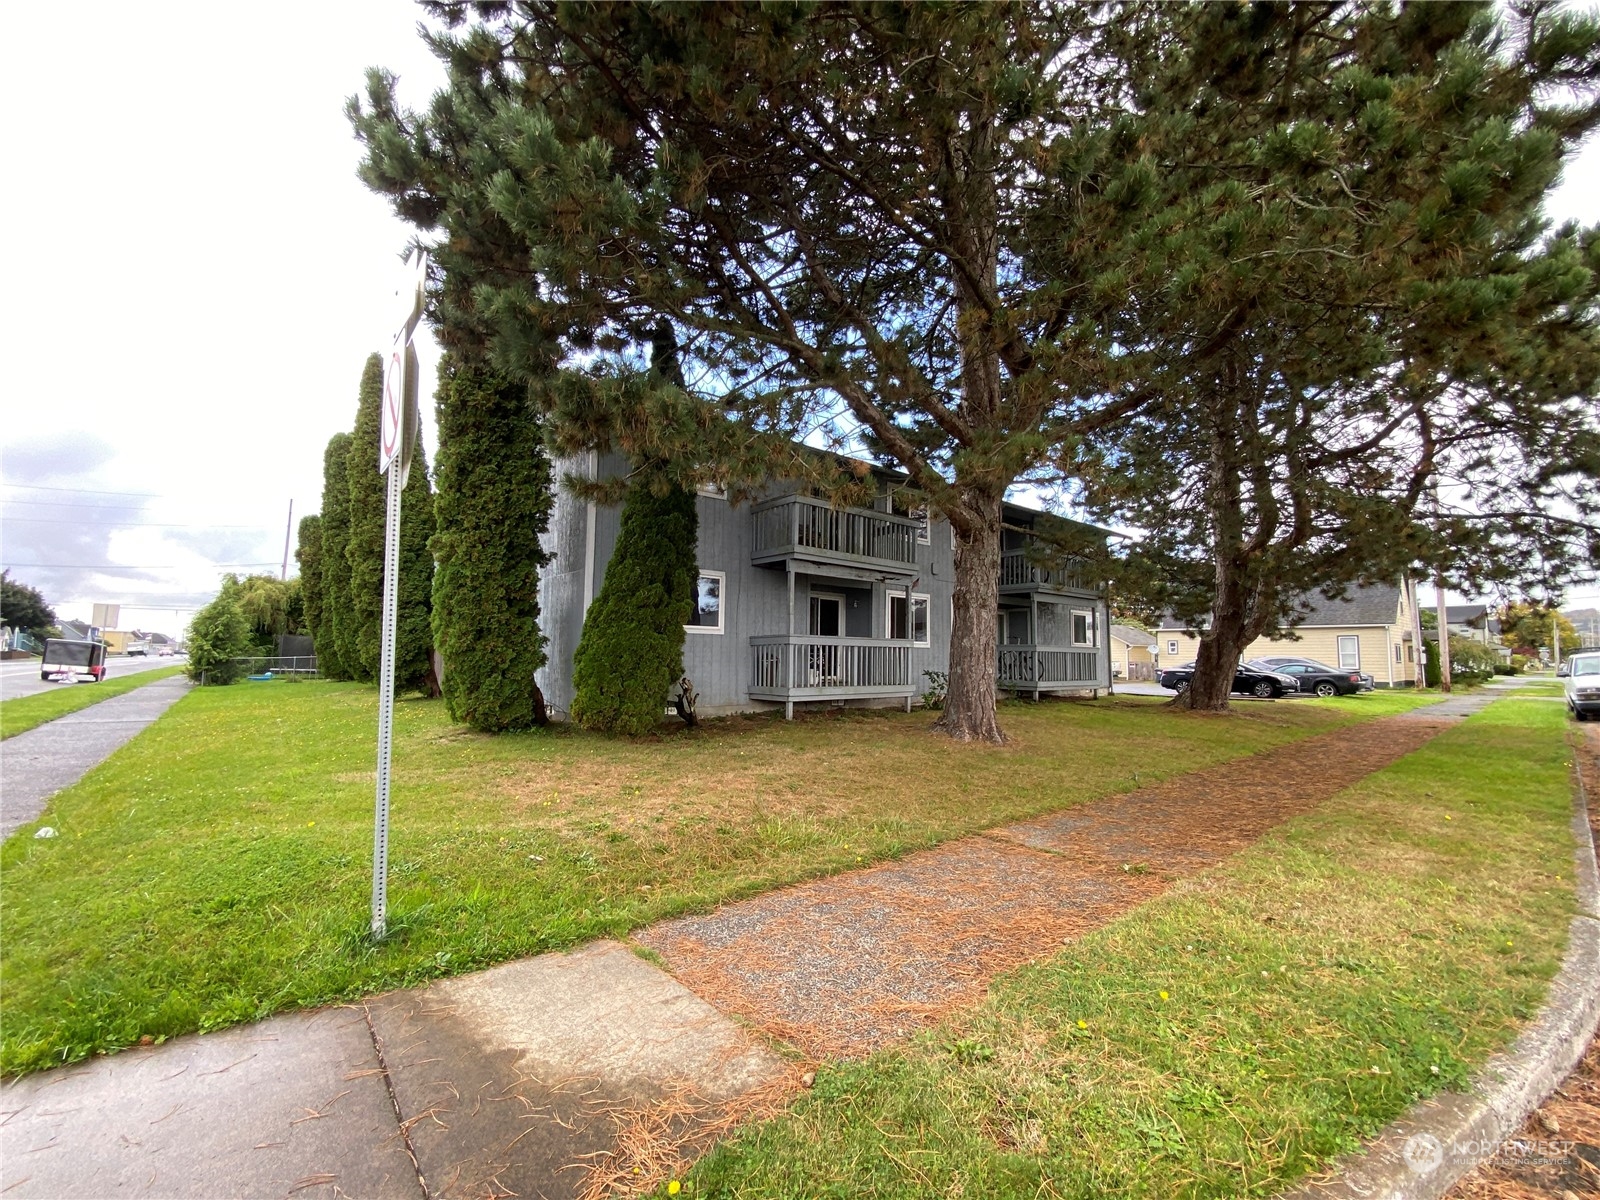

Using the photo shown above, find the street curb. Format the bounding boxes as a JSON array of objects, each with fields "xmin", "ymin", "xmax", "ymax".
[{"xmin": 1280, "ymin": 737, "xmax": 1600, "ymax": 1200}]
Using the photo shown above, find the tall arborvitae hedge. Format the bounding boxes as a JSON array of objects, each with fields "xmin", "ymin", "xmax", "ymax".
[
  {"xmin": 295, "ymin": 514, "xmax": 324, "ymax": 658},
  {"xmin": 431, "ymin": 355, "xmax": 554, "ymax": 731},
  {"xmin": 346, "ymin": 352, "xmax": 436, "ymax": 694},
  {"xmin": 318, "ymin": 432, "xmax": 356, "ymax": 680},
  {"xmin": 570, "ymin": 477, "xmax": 698, "ymax": 735}
]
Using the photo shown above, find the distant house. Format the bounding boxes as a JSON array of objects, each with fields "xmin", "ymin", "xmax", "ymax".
[
  {"xmin": 1436, "ymin": 604, "xmax": 1511, "ymax": 661},
  {"xmin": 1154, "ymin": 581, "xmax": 1425, "ymax": 688},
  {"xmin": 535, "ymin": 453, "xmax": 1113, "ymax": 719},
  {"xmin": 1110, "ymin": 625, "xmax": 1157, "ymax": 681},
  {"xmin": 57, "ymin": 620, "xmax": 100, "ymax": 643}
]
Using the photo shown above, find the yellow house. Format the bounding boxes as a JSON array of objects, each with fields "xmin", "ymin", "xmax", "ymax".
[
  {"xmin": 1154, "ymin": 580, "xmax": 1424, "ymax": 687},
  {"xmin": 1110, "ymin": 624, "xmax": 1157, "ymax": 681}
]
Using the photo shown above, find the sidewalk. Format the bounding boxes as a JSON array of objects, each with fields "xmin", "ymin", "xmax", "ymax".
[
  {"xmin": 0, "ymin": 698, "xmax": 1492, "ymax": 1200},
  {"xmin": 0, "ymin": 675, "xmax": 191, "ymax": 839}
]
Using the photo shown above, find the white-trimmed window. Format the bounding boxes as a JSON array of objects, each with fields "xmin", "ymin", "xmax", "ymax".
[
  {"xmin": 1072, "ymin": 609, "xmax": 1098, "ymax": 647},
  {"xmin": 888, "ymin": 592, "xmax": 931, "ymax": 646},
  {"xmin": 687, "ymin": 571, "xmax": 724, "ymax": 634},
  {"xmin": 1337, "ymin": 634, "xmax": 1360, "ymax": 669},
  {"xmin": 1167, "ymin": 639, "xmax": 1179, "ymax": 656},
  {"xmin": 911, "ymin": 506, "xmax": 931, "ymax": 545}
]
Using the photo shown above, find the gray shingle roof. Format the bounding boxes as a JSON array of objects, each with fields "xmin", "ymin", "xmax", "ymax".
[
  {"xmin": 1111, "ymin": 624, "xmax": 1157, "ymax": 647},
  {"xmin": 1157, "ymin": 582, "xmax": 1403, "ymax": 631}
]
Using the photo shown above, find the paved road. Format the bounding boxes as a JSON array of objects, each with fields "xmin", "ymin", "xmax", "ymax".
[
  {"xmin": 0, "ymin": 674, "xmax": 191, "ymax": 839},
  {"xmin": 0, "ymin": 653, "xmax": 185, "ymax": 701}
]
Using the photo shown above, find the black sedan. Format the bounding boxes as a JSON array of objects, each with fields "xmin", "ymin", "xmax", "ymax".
[
  {"xmin": 1157, "ymin": 662, "xmax": 1298, "ymax": 699},
  {"xmin": 1251, "ymin": 657, "xmax": 1366, "ymax": 697}
]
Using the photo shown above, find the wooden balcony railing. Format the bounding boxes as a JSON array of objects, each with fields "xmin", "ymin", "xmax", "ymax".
[
  {"xmin": 749, "ymin": 635, "xmax": 914, "ymax": 700},
  {"xmin": 998, "ymin": 550, "xmax": 1094, "ymax": 593},
  {"xmin": 752, "ymin": 495, "xmax": 920, "ymax": 571},
  {"xmin": 997, "ymin": 645, "xmax": 1101, "ymax": 690}
]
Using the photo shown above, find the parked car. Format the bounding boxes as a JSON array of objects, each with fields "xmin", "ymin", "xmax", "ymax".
[
  {"xmin": 1255, "ymin": 655, "xmax": 1375, "ymax": 693},
  {"xmin": 1563, "ymin": 652, "xmax": 1600, "ymax": 721},
  {"xmin": 1158, "ymin": 661, "xmax": 1298, "ymax": 699},
  {"xmin": 1247, "ymin": 658, "xmax": 1363, "ymax": 698}
]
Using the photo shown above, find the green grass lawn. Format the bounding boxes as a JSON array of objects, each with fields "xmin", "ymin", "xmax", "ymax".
[
  {"xmin": 690, "ymin": 699, "xmax": 1579, "ymax": 1198},
  {"xmin": 0, "ymin": 682, "xmax": 1437, "ymax": 1074},
  {"xmin": 0, "ymin": 665, "xmax": 185, "ymax": 740}
]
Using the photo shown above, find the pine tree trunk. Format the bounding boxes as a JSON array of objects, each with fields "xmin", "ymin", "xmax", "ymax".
[{"xmin": 934, "ymin": 499, "xmax": 1005, "ymax": 743}]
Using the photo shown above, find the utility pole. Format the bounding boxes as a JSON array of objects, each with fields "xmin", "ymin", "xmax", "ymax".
[
  {"xmin": 280, "ymin": 500, "xmax": 294, "ymax": 581},
  {"xmin": 1434, "ymin": 574, "xmax": 1452, "ymax": 693}
]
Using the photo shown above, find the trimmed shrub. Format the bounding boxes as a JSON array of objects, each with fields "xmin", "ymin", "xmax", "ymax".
[
  {"xmin": 319, "ymin": 432, "xmax": 356, "ymax": 680},
  {"xmin": 431, "ymin": 355, "xmax": 554, "ymax": 731},
  {"xmin": 346, "ymin": 353, "xmax": 437, "ymax": 693},
  {"xmin": 570, "ymin": 478, "xmax": 698, "ymax": 735},
  {"xmin": 295, "ymin": 515, "xmax": 324, "ymax": 660}
]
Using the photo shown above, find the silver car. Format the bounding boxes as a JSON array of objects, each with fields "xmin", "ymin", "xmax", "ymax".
[{"xmin": 1563, "ymin": 652, "xmax": 1600, "ymax": 721}]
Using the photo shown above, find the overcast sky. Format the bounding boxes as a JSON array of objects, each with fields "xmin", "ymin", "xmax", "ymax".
[{"xmin": 1, "ymin": 4, "xmax": 1596, "ymax": 637}]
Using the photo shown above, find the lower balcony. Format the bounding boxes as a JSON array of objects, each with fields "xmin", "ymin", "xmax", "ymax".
[
  {"xmin": 749, "ymin": 635, "xmax": 915, "ymax": 707},
  {"xmin": 997, "ymin": 645, "xmax": 1102, "ymax": 694}
]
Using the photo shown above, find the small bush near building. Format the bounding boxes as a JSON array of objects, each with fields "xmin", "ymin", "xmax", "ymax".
[{"xmin": 570, "ymin": 478, "xmax": 697, "ymax": 736}]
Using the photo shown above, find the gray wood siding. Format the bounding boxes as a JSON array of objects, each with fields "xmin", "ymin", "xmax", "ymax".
[{"xmin": 536, "ymin": 456, "xmax": 1104, "ymax": 716}]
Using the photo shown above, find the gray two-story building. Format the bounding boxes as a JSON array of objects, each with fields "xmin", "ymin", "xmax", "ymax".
[{"xmin": 536, "ymin": 453, "xmax": 1112, "ymax": 719}]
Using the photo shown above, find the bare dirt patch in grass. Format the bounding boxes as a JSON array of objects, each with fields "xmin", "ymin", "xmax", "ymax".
[{"xmin": 642, "ymin": 715, "xmax": 1450, "ymax": 1058}]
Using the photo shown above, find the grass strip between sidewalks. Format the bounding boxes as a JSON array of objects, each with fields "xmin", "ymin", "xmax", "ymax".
[
  {"xmin": 689, "ymin": 699, "xmax": 1580, "ymax": 1199},
  {"xmin": 0, "ymin": 666, "xmax": 185, "ymax": 740},
  {"xmin": 1, "ymin": 680, "xmax": 1436, "ymax": 1074}
]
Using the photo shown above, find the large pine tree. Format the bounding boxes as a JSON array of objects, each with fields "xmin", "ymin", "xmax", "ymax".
[
  {"xmin": 350, "ymin": 4, "xmax": 1142, "ymax": 743},
  {"xmin": 430, "ymin": 352, "xmax": 554, "ymax": 731},
  {"xmin": 1038, "ymin": 3, "xmax": 1600, "ymax": 709},
  {"xmin": 346, "ymin": 353, "xmax": 438, "ymax": 694},
  {"xmin": 318, "ymin": 432, "xmax": 356, "ymax": 681}
]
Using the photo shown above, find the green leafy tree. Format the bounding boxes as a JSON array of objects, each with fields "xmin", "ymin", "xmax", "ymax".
[
  {"xmin": 319, "ymin": 432, "xmax": 356, "ymax": 680},
  {"xmin": 295, "ymin": 514, "xmax": 325, "ymax": 657},
  {"xmin": 1500, "ymin": 601, "xmax": 1583, "ymax": 655},
  {"xmin": 1448, "ymin": 636, "xmax": 1501, "ymax": 685},
  {"xmin": 431, "ymin": 353, "xmax": 554, "ymax": 731},
  {"xmin": 0, "ymin": 571, "xmax": 55, "ymax": 636},
  {"xmin": 351, "ymin": 3, "xmax": 1157, "ymax": 744},
  {"xmin": 570, "ymin": 477, "xmax": 697, "ymax": 736},
  {"xmin": 346, "ymin": 353, "xmax": 438, "ymax": 694},
  {"xmin": 233, "ymin": 574, "xmax": 304, "ymax": 653},
  {"xmin": 186, "ymin": 577, "xmax": 253, "ymax": 685},
  {"xmin": 1051, "ymin": 3, "xmax": 1600, "ymax": 710}
]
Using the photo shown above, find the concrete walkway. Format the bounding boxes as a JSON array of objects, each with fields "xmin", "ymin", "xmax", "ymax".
[
  {"xmin": 0, "ymin": 675, "xmax": 192, "ymax": 839},
  {"xmin": 0, "ymin": 691, "xmax": 1531, "ymax": 1200}
]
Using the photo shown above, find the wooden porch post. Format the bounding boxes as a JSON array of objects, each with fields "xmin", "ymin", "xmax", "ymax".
[{"xmin": 786, "ymin": 564, "xmax": 796, "ymax": 721}]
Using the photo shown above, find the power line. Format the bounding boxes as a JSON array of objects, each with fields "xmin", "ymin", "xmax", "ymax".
[
  {"xmin": 1, "ymin": 516, "xmax": 274, "ymax": 529},
  {"xmin": 2, "ymin": 498, "xmax": 154, "ymax": 511},
  {"xmin": 2, "ymin": 483, "xmax": 162, "ymax": 498},
  {"xmin": 3, "ymin": 561, "xmax": 280, "ymax": 570}
]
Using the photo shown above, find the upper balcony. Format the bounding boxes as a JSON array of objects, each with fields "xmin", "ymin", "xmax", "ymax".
[
  {"xmin": 752, "ymin": 495, "xmax": 920, "ymax": 575},
  {"xmin": 998, "ymin": 549, "xmax": 1096, "ymax": 595}
]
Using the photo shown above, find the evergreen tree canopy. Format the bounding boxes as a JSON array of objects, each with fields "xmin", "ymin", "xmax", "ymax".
[
  {"xmin": 569, "ymin": 476, "xmax": 697, "ymax": 736},
  {"xmin": 1038, "ymin": 2, "xmax": 1600, "ymax": 708},
  {"xmin": 186, "ymin": 577, "xmax": 253, "ymax": 685},
  {"xmin": 319, "ymin": 431, "xmax": 357, "ymax": 681},
  {"xmin": 295, "ymin": 514, "xmax": 325, "ymax": 656},
  {"xmin": 347, "ymin": 352, "xmax": 438, "ymax": 694},
  {"xmin": 0, "ymin": 571, "xmax": 56, "ymax": 636},
  {"xmin": 431, "ymin": 352, "xmax": 554, "ymax": 731},
  {"xmin": 352, "ymin": 1, "xmax": 1600, "ymax": 722},
  {"xmin": 350, "ymin": 2, "xmax": 1150, "ymax": 743}
]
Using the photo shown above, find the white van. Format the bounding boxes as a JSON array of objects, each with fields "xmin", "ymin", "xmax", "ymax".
[{"xmin": 1565, "ymin": 652, "xmax": 1600, "ymax": 721}]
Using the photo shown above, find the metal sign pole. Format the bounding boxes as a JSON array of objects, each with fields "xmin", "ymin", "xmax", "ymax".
[
  {"xmin": 372, "ymin": 452, "xmax": 403, "ymax": 939},
  {"xmin": 370, "ymin": 248, "xmax": 427, "ymax": 942}
]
